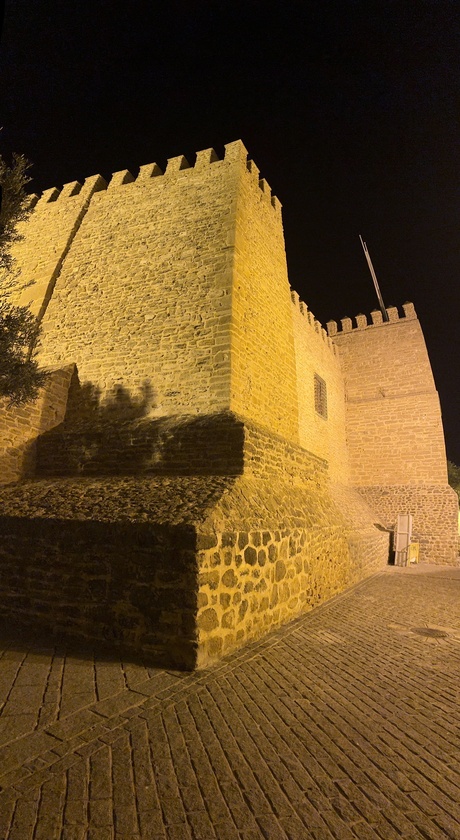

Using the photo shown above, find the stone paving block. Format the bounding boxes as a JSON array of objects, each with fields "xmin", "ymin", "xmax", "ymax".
[
  {"xmin": 97, "ymin": 725, "xmax": 127, "ymax": 745},
  {"xmin": 87, "ymin": 828, "xmax": 114, "ymax": 840},
  {"xmin": 50, "ymin": 734, "xmax": 86, "ymax": 757},
  {"xmin": 48, "ymin": 754, "xmax": 81, "ymax": 775},
  {"xmin": 0, "ymin": 765, "xmax": 32, "ymax": 791},
  {"xmin": 94, "ymin": 689, "xmax": 148, "ymax": 718},
  {"xmin": 74, "ymin": 739, "xmax": 105, "ymax": 759},
  {"xmin": 406, "ymin": 815, "xmax": 453, "ymax": 840},
  {"xmin": 349, "ymin": 823, "xmax": 383, "ymax": 840},
  {"xmin": 432, "ymin": 812, "xmax": 460, "ymax": 840},
  {"xmin": 12, "ymin": 767, "xmax": 56, "ymax": 794},
  {"xmin": 61, "ymin": 824, "xmax": 88, "ymax": 840},
  {"xmin": 165, "ymin": 826, "xmax": 192, "ymax": 840},
  {"xmin": 0, "ymin": 713, "xmax": 37, "ymax": 745},
  {"xmin": 37, "ymin": 702, "xmax": 61, "ymax": 729},
  {"xmin": 47, "ymin": 709, "xmax": 104, "ymax": 740},
  {"xmin": 253, "ymin": 816, "xmax": 291, "ymax": 839},
  {"xmin": 0, "ymin": 794, "xmax": 15, "ymax": 838},
  {"xmin": 88, "ymin": 746, "xmax": 112, "ymax": 802},
  {"xmin": 186, "ymin": 810, "xmax": 218, "ymax": 839},
  {"xmin": 89, "ymin": 797, "xmax": 113, "ymax": 828},
  {"xmin": 60, "ymin": 690, "xmax": 97, "ymax": 718},
  {"xmin": 0, "ymin": 730, "xmax": 59, "ymax": 775},
  {"xmin": 0, "ymin": 569, "xmax": 458, "ymax": 838},
  {"xmin": 78, "ymin": 722, "xmax": 112, "ymax": 743},
  {"xmin": 137, "ymin": 807, "xmax": 167, "ymax": 839},
  {"xmin": 9, "ymin": 791, "xmax": 42, "ymax": 838}
]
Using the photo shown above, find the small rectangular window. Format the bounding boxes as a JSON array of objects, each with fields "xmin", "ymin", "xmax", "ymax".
[{"xmin": 314, "ymin": 374, "xmax": 327, "ymax": 419}]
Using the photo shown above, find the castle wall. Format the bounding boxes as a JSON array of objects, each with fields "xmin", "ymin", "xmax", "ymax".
[
  {"xmin": 8, "ymin": 177, "xmax": 106, "ymax": 319},
  {"xmin": 9, "ymin": 140, "xmax": 302, "ymax": 443},
  {"xmin": 291, "ymin": 293, "xmax": 349, "ymax": 481},
  {"xmin": 229, "ymin": 152, "xmax": 300, "ymax": 443},
  {"xmin": 329, "ymin": 305, "xmax": 458, "ymax": 563},
  {"xmin": 0, "ymin": 414, "xmax": 390, "ymax": 669},
  {"xmin": 24, "ymin": 146, "xmax": 243, "ymax": 418},
  {"xmin": 329, "ymin": 304, "xmax": 447, "ymax": 486},
  {"xmin": 0, "ymin": 140, "xmax": 456, "ymax": 669}
]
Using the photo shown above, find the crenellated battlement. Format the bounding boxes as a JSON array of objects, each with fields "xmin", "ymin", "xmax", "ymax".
[
  {"xmin": 290, "ymin": 289, "xmax": 337, "ymax": 354},
  {"xmin": 29, "ymin": 140, "xmax": 281, "ymax": 214},
  {"xmin": 326, "ymin": 302, "xmax": 417, "ymax": 337}
]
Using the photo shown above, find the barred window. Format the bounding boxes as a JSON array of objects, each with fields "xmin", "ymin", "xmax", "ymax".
[{"xmin": 314, "ymin": 374, "xmax": 327, "ymax": 419}]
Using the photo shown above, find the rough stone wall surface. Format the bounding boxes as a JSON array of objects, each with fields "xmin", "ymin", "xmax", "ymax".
[
  {"xmin": 6, "ymin": 176, "xmax": 105, "ymax": 318},
  {"xmin": 333, "ymin": 310, "xmax": 447, "ymax": 485},
  {"xmin": 23, "ymin": 147, "xmax": 243, "ymax": 418},
  {"xmin": 229, "ymin": 151, "xmax": 300, "ymax": 444},
  {"xmin": 0, "ymin": 515, "xmax": 198, "ymax": 669},
  {"xmin": 0, "ymin": 365, "xmax": 74, "ymax": 484},
  {"xmin": 331, "ymin": 308, "xmax": 457, "ymax": 564},
  {"xmin": 0, "ymin": 415, "xmax": 389, "ymax": 668},
  {"xmin": 195, "ymin": 418, "xmax": 389, "ymax": 666},
  {"xmin": 357, "ymin": 485, "xmax": 459, "ymax": 565},
  {"xmin": 345, "ymin": 392, "xmax": 447, "ymax": 486},
  {"xmin": 35, "ymin": 402, "xmax": 246, "ymax": 478},
  {"xmin": 291, "ymin": 293, "xmax": 348, "ymax": 481}
]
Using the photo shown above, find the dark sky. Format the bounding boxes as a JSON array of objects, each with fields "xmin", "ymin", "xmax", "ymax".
[{"xmin": 1, "ymin": 1, "xmax": 459, "ymax": 462}]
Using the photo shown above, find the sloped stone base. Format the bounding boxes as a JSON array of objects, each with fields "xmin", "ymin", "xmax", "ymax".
[{"xmin": 0, "ymin": 413, "xmax": 393, "ymax": 668}]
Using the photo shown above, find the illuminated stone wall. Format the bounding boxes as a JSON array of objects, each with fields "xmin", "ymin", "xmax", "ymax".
[
  {"xmin": 228, "ymin": 150, "xmax": 299, "ymax": 443},
  {"xmin": 29, "ymin": 147, "xmax": 240, "ymax": 418},
  {"xmin": 0, "ymin": 366, "xmax": 74, "ymax": 484},
  {"xmin": 0, "ymin": 413, "xmax": 389, "ymax": 668},
  {"xmin": 328, "ymin": 305, "xmax": 458, "ymax": 564},
  {"xmin": 291, "ymin": 293, "xmax": 349, "ymax": 482},
  {"xmin": 0, "ymin": 139, "xmax": 456, "ymax": 668},
  {"xmin": 195, "ymin": 419, "xmax": 388, "ymax": 665}
]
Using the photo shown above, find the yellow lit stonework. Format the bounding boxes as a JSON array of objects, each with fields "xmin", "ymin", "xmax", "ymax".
[{"xmin": 0, "ymin": 140, "xmax": 457, "ymax": 668}]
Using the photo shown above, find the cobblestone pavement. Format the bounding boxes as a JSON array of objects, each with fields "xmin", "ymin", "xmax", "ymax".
[{"xmin": 0, "ymin": 564, "xmax": 459, "ymax": 839}]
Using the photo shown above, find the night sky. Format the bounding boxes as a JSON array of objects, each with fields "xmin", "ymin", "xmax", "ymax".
[{"xmin": 1, "ymin": 1, "xmax": 459, "ymax": 462}]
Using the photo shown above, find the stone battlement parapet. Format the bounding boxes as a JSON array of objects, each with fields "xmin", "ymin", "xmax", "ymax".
[
  {"xmin": 28, "ymin": 140, "xmax": 282, "ymax": 214},
  {"xmin": 326, "ymin": 302, "xmax": 417, "ymax": 336},
  {"xmin": 290, "ymin": 289, "xmax": 337, "ymax": 355}
]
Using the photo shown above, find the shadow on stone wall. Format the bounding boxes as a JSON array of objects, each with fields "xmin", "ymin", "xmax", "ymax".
[
  {"xmin": 36, "ymin": 370, "xmax": 245, "ymax": 477},
  {"xmin": 64, "ymin": 370, "xmax": 157, "ymax": 424},
  {"xmin": 0, "ymin": 516, "xmax": 199, "ymax": 669}
]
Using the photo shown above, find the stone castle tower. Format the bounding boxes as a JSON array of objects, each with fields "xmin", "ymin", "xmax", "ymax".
[{"xmin": 0, "ymin": 140, "xmax": 457, "ymax": 668}]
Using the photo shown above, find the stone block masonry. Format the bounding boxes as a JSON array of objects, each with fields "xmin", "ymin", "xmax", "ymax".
[
  {"xmin": 0, "ymin": 413, "xmax": 389, "ymax": 668},
  {"xmin": 0, "ymin": 139, "xmax": 457, "ymax": 668},
  {"xmin": 330, "ymin": 304, "xmax": 458, "ymax": 565}
]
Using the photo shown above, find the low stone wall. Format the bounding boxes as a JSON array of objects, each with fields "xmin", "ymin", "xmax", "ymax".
[
  {"xmin": 197, "ymin": 522, "xmax": 387, "ymax": 666},
  {"xmin": 356, "ymin": 485, "xmax": 459, "ymax": 565},
  {"xmin": 0, "ymin": 512, "xmax": 198, "ymax": 669},
  {"xmin": 0, "ymin": 413, "xmax": 392, "ymax": 669}
]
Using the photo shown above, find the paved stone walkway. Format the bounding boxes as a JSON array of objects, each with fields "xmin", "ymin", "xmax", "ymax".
[{"xmin": 0, "ymin": 564, "xmax": 459, "ymax": 839}]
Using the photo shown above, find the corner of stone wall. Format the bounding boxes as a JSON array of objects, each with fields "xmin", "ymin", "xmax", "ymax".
[
  {"xmin": 193, "ymin": 422, "xmax": 391, "ymax": 668},
  {"xmin": 0, "ymin": 363, "xmax": 75, "ymax": 484}
]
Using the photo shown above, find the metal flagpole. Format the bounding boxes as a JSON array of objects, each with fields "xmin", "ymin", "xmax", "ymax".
[{"xmin": 359, "ymin": 235, "xmax": 389, "ymax": 322}]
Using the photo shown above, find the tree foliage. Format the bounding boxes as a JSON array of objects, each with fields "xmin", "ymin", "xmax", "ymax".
[
  {"xmin": 0, "ymin": 152, "xmax": 49, "ymax": 405},
  {"xmin": 0, "ymin": 153, "xmax": 33, "ymax": 276}
]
